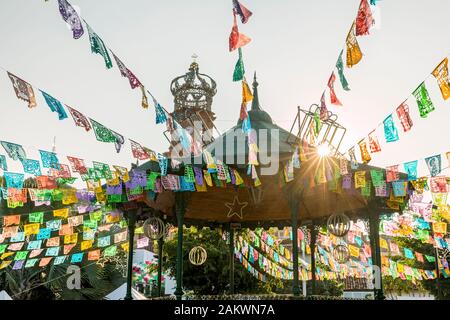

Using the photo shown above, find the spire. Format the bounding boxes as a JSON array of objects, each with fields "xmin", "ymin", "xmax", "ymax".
[{"xmin": 251, "ymin": 71, "xmax": 261, "ymax": 111}]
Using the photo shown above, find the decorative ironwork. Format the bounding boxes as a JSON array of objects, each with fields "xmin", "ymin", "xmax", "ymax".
[
  {"xmin": 167, "ymin": 57, "xmax": 219, "ymax": 148},
  {"xmin": 189, "ymin": 246, "xmax": 208, "ymax": 266},
  {"xmin": 143, "ymin": 216, "xmax": 166, "ymax": 240},
  {"xmin": 287, "ymin": 104, "xmax": 347, "ymax": 157},
  {"xmin": 333, "ymin": 244, "xmax": 350, "ymax": 263},
  {"xmin": 327, "ymin": 212, "xmax": 351, "ymax": 237},
  {"xmin": 225, "ymin": 195, "xmax": 248, "ymax": 220}
]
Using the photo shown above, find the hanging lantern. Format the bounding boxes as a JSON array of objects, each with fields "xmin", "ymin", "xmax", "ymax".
[
  {"xmin": 327, "ymin": 212, "xmax": 350, "ymax": 237},
  {"xmin": 143, "ymin": 217, "xmax": 165, "ymax": 240},
  {"xmin": 189, "ymin": 246, "xmax": 207, "ymax": 266},
  {"xmin": 333, "ymin": 245, "xmax": 350, "ymax": 264}
]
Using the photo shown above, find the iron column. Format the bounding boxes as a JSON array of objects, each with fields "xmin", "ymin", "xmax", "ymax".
[
  {"xmin": 290, "ymin": 197, "xmax": 301, "ymax": 296},
  {"xmin": 157, "ymin": 237, "xmax": 164, "ymax": 297},
  {"xmin": 229, "ymin": 225, "xmax": 235, "ymax": 295},
  {"xmin": 124, "ymin": 209, "xmax": 137, "ymax": 300}
]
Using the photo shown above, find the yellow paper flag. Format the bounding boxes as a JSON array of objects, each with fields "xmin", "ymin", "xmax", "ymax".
[
  {"xmin": 64, "ymin": 233, "xmax": 78, "ymax": 245},
  {"xmin": 348, "ymin": 245, "xmax": 360, "ymax": 258},
  {"xmin": 80, "ymin": 240, "xmax": 93, "ymax": 251},
  {"xmin": 24, "ymin": 223, "xmax": 40, "ymax": 236},
  {"xmin": 242, "ymin": 79, "xmax": 253, "ymax": 104},
  {"xmin": 53, "ymin": 208, "xmax": 69, "ymax": 219},
  {"xmin": 432, "ymin": 57, "xmax": 450, "ymax": 100},
  {"xmin": 346, "ymin": 22, "xmax": 363, "ymax": 68}
]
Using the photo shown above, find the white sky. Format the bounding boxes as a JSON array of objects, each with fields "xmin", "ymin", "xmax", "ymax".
[{"xmin": 0, "ymin": 0, "xmax": 449, "ymax": 178}]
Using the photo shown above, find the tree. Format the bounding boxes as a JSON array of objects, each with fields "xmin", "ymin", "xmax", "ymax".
[{"xmin": 163, "ymin": 227, "xmax": 282, "ymax": 296}]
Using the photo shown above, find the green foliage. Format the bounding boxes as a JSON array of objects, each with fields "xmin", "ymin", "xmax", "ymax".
[{"xmin": 163, "ymin": 227, "xmax": 282, "ymax": 296}]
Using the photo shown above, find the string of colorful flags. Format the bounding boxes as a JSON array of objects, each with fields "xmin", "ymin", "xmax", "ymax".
[
  {"xmin": 346, "ymin": 55, "xmax": 450, "ymax": 164},
  {"xmin": 317, "ymin": 0, "xmax": 380, "ymax": 118},
  {"xmin": 0, "ymin": 204, "xmax": 130, "ymax": 270},
  {"xmin": 2, "ymin": 66, "xmax": 166, "ymax": 165},
  {"xmin": 228, "ymin": 0, "xmax": 261, "ymax": 185},
  {"xmin": 47, "ymin": 0, "xmax": 194, "ymax": 156}
]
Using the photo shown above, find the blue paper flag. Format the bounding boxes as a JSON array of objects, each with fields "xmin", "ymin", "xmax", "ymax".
[
  {"xmin": 21, "ymin": 159, "xmax": 42, "ymax": 176},
  {"xmin": 71, "ymin": 252, "xmax": 84, "ymax": 263},
  {"xmin": 155, "ymin": 102, "xmax": 167, "ymax": 124},
  {"xmin": 383, "ymin": 114, "xmax": 399, "ymax": 143},
  {"xmin": 425, "ymin": 154, "xmax": 441, "ymax": 177},
  {"xmin": 39, "ymin": 150, "xmax": 60, "ymax": 169},
  {"xmin": 41, "ymin": 91, "xmax": 68, "ymax": 120},
  {"xmin": 4, "ymin": 172, "xmax": 25, "ymax": 189},
  {"xmin": 0, "ymin": 155, "xmax": 7, "ymax": 171},
  {"xmin": 403, "ymin": 160, "xmax": 418, "ymax": 181}
]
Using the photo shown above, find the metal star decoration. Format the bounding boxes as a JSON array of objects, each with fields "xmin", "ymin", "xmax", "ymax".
[{"xmin": 225, "ymin": 196, "xmax": 248, "ymax": 219}]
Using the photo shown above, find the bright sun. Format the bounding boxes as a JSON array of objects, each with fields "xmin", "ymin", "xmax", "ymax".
[{"xmin": 317, "ymin": 143, "xmax": 331, "ymax": 157}]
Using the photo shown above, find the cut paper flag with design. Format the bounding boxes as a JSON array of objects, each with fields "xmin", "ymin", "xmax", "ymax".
[
  {"xmin": 130, "ymin": 140, "xmax": 150, "ymax": 160},
  {"xmin": 385, "ymin": 165, "xmax": 399, "ymax": 182},
  {"xmin": 1, "ymin": 141, "xmax": 26, "ymax": 161},
  {"xmin": 336, "ymin": 50, "xmax": 350, "ymax": 91},
  {"xmin": 58, "ymin": 0, "xmax": 84, "ymax": 39},
  {"xmin": 90, "ymin": 119, "xmax": 117, "ymax": 143},
  {"xmin": 432, "ymin": 57, "xmax": 450, "ymax": 101},
  {"xmin": 358, "ymin": 139, "xmax": 371, "ymax": 163},
  {"xmin": 233, "ymin": 48, "xmax": 245, "ymax": 82},
  {"xmin": 229, "ymin": 12, "xmax": 251, "ymax": 52},
  {"xmin": 404, "ymin": 160, "xmax": 418, "ymax": 181},
  {"xmin": 39, "ymin": 150, "xmax": 59, "ymax": 169},
  {"xmin": 383, "ymin": 114, "xmax": 399, "ymax": 143},
  {"xmin": 67, "ymin": 106, "xmax": 92, "ymax": 131},
  {"xmin": 111, "ymin": 52, "xmax": 142, "ymax": 89},
  {"xmin": 232, "ymin": 0, "xmax": 253, "ymax": 24},
  {"xmin": 4, "ymin": 172, "xmax": 25, "ymax": 189},
  {"xmin": 346, "ymin": 23, "xmax": 363, "ymax": 68},
  {"xmin": 67, "ymin": 156, "xmax": 87, "ymax": 174},
  {"xmin": 320, "ymin": 92, "xmax": 329, "ymax": 121},
  {"xmin": 242, "ymin": 79, "xmax": 253, "ymax": 104},
  {"xmin": 111, "ymin": 131, "xmax": 125, "ymax": 153},
  {"xmin": 327, "ymin": 72, "xmax": 342, "ymax": 106},
  {"xmin": 153, "ymin": 98, "xmax": 167, "ymax": 124},
  {"xmin": 7, "ymin": 72, "xmax": 37, "ymax": 108},
  {"xmin": 41, "ymin": 91, "xmax": 68, "ymax": 120},
  {"xmin": 348, "ymin": 146, "xmax": 359, "ymax": 169},
  {"xmin": 413, "ymin": 82, "xmax": 435, "ymax": 118},
  {"xmin": 140, "ymin": 85, "xmax": 149, "ymax": 109},
  {"xmin": 0, "ymin": 155, "xmax": 7, "ymax": 171},
  {"xmin": 396, "ymin": 102, "xmax": 413, "ymax": 132},
  {"xmin": 425, "ymin": 154, "xmax": 441, "ymax": 177},
  {"xmin": 86, "ymin": 23, "xmax": 113, "ymax": 69},
  {"xmin": 21, "ymin": 159, "xmax": 42, "ymax": 176},
  {"xmin": 355, "ymin": 0, "xmax": 374, "ymax": 36},
  {"xmin": 368, "ymin": 130, "xmax": 381, "ymax": 153}
]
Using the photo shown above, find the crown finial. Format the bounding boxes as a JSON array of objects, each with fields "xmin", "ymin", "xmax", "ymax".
[{"xmin": 190, "ymin": 53, "xmax": 199, "ymax": 72}]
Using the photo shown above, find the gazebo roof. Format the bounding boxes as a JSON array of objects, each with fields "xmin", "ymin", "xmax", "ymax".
[
  {"xmin": 136, "ymin": 74, "xmax": 406, "ymax": 228},
  {"xmin": 206, "ymin": 73, "xmax": 299, "ymax": 165}
]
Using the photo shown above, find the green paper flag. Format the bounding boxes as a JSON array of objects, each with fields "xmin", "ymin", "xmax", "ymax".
[
  {"xmin": 86, "ymin": 23, "xmax": 113, "ymax": 69},
  {"xmin": 29, "ymin": 212, "xmax": 44, "ymax": 224},
  {"xmin": 93, "ymin": 161, "xmax": 113, "ymax": 180},
  {"xmin": 90, "ymin": 119, "xmax": 117, "ymax": 143},
  {"xmin": 233, "ymin": 48, "xmax": 245, "ymax": 82},
  {"xmin": 413, "ymin": 82, "xmax": 435, "ymax": 118},
  {"xmin": 104, "ymin": 245, "xmax": 117, "ymax": 257},
  {"xmin": 370, "ymin": 169, "xmax": 384, "ymax": 187},
  {"xmin": 336, "ymin": 50, "xmax": 350, "ymax": 91}
]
